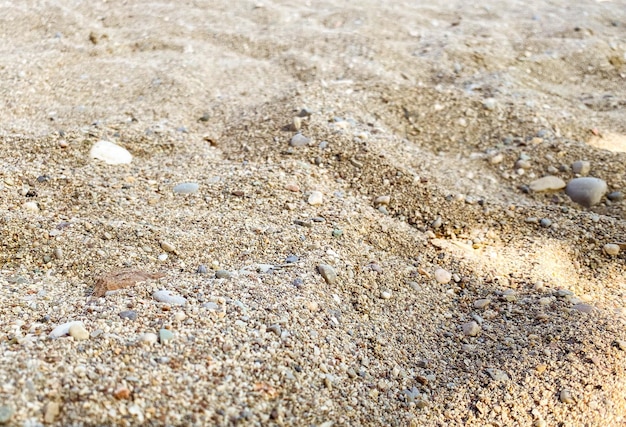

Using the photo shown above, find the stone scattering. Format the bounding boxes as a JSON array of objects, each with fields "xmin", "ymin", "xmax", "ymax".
[{"xmin": 565, "ymin": 177, "xmax": 608, "ymax": 207}]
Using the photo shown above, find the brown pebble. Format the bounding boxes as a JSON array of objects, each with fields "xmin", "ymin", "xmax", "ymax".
[{"xmin": 113, "ymin": 386, "xmax": 131, "ymax": 400}]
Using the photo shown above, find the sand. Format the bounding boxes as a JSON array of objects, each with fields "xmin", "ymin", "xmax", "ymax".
[{"xmin": 1, "ymin": 0, "xmax": 625, "ymax": 426}]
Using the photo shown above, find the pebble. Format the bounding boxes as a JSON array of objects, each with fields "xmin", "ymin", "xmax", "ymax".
[
  {"xmin": 0, "ymin": 406, "xmax": 14, "ymax": 424},
  {"xmin": 571, "ymin": 160, "xmax": 590, "ymax": 175},
  {"xmin": 69, "ymin": 323, "xmax": 90, "ymax": 341},
  {"xmin": 44, "ymin": 401, "xmax": 60, "ymax": 424},
  {"xmin": 197, "ymin": 265, "xmax": 208, "ymax": 274},
  {"xmin": 159, "ymin": 328, "xmax": 174, "ymax": 343},
  {"xmin": 202, "ymin": 302, "xmax": 220, "ymax": 311},
  {"xmin": 308, "ymin": 191, "xmax": 324, "ymax": 206},
  {"xmin": 215, "ymin": 270, "xmax": 231, "ymax": 279},
  {"xmin": 318, "ymin": 264, "xmax": 337, "ymax": 284},
  {"xmin": 174, "ymin": 311, "xmax": 186, "ymax": 322},
  {"xmin": 572, "ymin": 303, "xmax": 594, "ymax": 313},
  {"xmin": 603, "ymin": 244, "xmax": 620, "ymax": 256},
  {"xmin": 173, "ymin": 182, "xmax": 199, "ymax": 194},
  {"xmin": 486, "ymin": 368, "xmax": 509, "ymax": 381},
  {"xmin": 473, "ymin": 299, "xmax": 491, "ymax": 309},
  {"xmin": 119, "ymin": 310, "xmax": 138, "ymax": 321},
  {"xmin": 138, "ymin": 332, "xmax": 158, "ymax": 345},
  {"xmin": 565, "ymin": 177, "xmax": 608, "ymax": 207},
  {"xmin": 540, "ymin": 218, "xmax": 552, "ymax": 228},
  {"xmin": 160, "ymin": 241, "xmax": 176, "ymax": 253},
  {"xmin": 482, "ymin": 98, "xmax": 497, "ymax": 110},
  {"xmin": 374, "ymin": 195, "xmax": 391, "ymax": 205},
  {"xmin": 381, "ymin": 290, "xmax": 392, "ymax": 300},
  {"xmin": 158, "ymin": 254, "xmax": 168, "ymax": 262},
  {"xmin": 559, "ymin": 389, "xmax": 575, "ymax": 404},
  {"xmin": 434, "ymin": 268, "xmax": 452, "ymax": 284},
  {"xmin": 285, "ymin": 255, "xmax": 299, "ymax": 263},
  {"xmin": 285, "ymin": 183, "xmax": 300, "ymax": 192},
  {"xmin": 290, "ymin": 134, "xmax": 310, "ymax": 147},
  {"xmin": 49, "ymin": 321, "xmax": 83, "ymax": 339},
  {"xmin": 529, "ymin": 176, "xmax": 566, "ymax": 192},
  {"xmin": 463, "ymin": 321, "xmax": 481, "ymax": 336},
  {"xmin": 23, "ymin": 201, "xmax": 39, "ymax": 212},
  {"xmin": 607, "ymin": 191, "xmax": 623, "ymax": 201},
  {"xmin": 489, "ymin": 153, "xmax": 504, "ymax": 164},
  {"xmin": 53, "ymin": 248, "xmax": 63, "ymax": 260},
  {"xmin": 89, "ymin": 140, "xmax": 133, "ymax": 164},
  {"xmin": 153, "ymin": 290, "xmax": 187, "ymax": 305}
]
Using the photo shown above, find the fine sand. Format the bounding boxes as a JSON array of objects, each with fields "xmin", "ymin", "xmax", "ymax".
[{"xmin": 1, "ymin": 1, "xmax": 625, "ymax": 426}]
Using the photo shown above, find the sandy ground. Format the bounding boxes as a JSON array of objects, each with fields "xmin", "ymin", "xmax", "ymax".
[{"xmin": 1, "ymin": 0, "xmax": 626, "ymax": 426}]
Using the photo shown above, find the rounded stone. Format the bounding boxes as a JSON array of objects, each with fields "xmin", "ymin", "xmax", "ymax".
[
  {"xmin": 463, "ymin": 321, "xmax": 481, "ymax": 337},
  {"xmin": 290, "ymin": 134, "xmax": 310, "ymax": 147},
  {"xmin": 434, "ymin": 268, "xmax": 452, "ymax": 284},
  {"xmin": 571, "ymin": 160, "xmax": 590, "ymax": 175},
  {"xmin": 565, "ymin": 177, "xmax": 608, "ymax": 207},
  {"xmin": 119, "ymin": 310, "xmax": 138, "ymax": 321},
  {"xmin": 138, "ymin": 332, "xmax": 158, "ymax": 345},
  {"xmin": 603, "ymin": 244, "xmax": 620, "ymax": 256},
  {"xmin": 317, "ymin": 264, "xmax": 337, "ymax": 285},
  {"xmin": 89, "ymin": 140, "xmax": 132, "ymax": 165},
  {"xmin": 308, "ymin": 191, "xmax": 324, "ymax": 206},
  {"xmin": 69, "ymin": 323, "xmax": 90, "ymax": 341},
  {"xmin": 153, "ymin": 290, "xmax": 187, "ymax": 305}
]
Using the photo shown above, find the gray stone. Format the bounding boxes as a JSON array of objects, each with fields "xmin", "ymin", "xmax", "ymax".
[
  {"xmin": 119, "ymin": 310, "xmax": 138, "ymax": 321},
  {"xmin": 565, "ymin": 177, "xmax": 608, "ymax": 207},
  {"xmin": 0, "ymin": 405, "xmax": 14, "ymax": 424},
  {"xmin": 529, "ymin": 176, "xmax": 566, "ymax": 192},
  {"xmin": 197, "ymin": 265, "xmax": 208, "ymax": 274},
  {"xmin": 318, "ymin": 264, "xmax": 337, "ymax": 284},
  {"xmin": 215, "ymin": 270, "xmax": 231, "ymax": 279},
  {"xmin": 463, "ymin": 321, "xmax": 481, "ymax": 336},
  {"xmin": 607, "ymin": 191, "xmax": 623, "ymax": 202},
  {"xmin": 486, "ymin": 368, "xmax": 509, "ymax": 381},
  {"xmin": 173, "ymin": 182, "xmax": 199, "ymax": 194},
  {"xmin": 571, "ymin": 160, "xmax": 591, "ymax": 175},
  {"xmin": 290, "ymin": 134, "xmax": 310, "ymax": 147}
]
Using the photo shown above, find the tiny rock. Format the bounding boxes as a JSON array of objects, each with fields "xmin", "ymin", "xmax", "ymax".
[
  {"xmin": 560, "ymin": 389, "xmax": 575, "ymax": 404},
  {"xmin": 69, "ymin": 323, "xmax": 90, "ymax": 341},
  {"xmin": 160, "ymin": 241, "xmax": 176, "ymax": 253},
  {"xmin": 529, "ymin": 176, "xmax": 566, "ymax": 192},
  {"xmin": 290, "ymin": 134, "xmax": 310, "ymax": 147},
  {"xmin": 463, "ymin": 321, "xmax": 481, "ymax": 337},
  {"xmin": 44, "ymin": 401, "xmax": 60, "ymax": 424},
  {"xmin": 565, "ymin": 177, "xmax": 608, "ymax": 207},
  {"xmin": 434, "ymin": 268, "xmax": 452, "ymax": 284},
  {"xmin": 173, "ymin": 182, "xmax": 199, "ymax": 194},
  {"xmin": 603, "ymin": 243, "xmax": 620, "ymax": 256},
  {"xmin": 317, "ymin": 264, "xmax": 337, "ymax": 284},
  {"xmin": 308, "ymin": 191, "xmax": 324, "ymax": 206},
  {"xmin": 374, "ymin": 195, "xmax": 391, "ymax": 205},
  {"xmin": 153, "ymin": 290, "xmax": 187, "ymax": 305},
  {"xmin": 89, "ymin": 140, "xmax": 133, "ymax": 165}
]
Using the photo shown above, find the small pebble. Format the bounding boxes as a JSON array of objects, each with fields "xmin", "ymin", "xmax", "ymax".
[
  {"xmin": 374, "ymin": 195, "xmax": 391, "ymax": 205},
  {"xmin": 529, "ymin": 176, "xmax": 566, "ymax": 192},
  {"xmin": 173, "ymin": 182, "xmax": 199, "ymax": 194},
  {"xmin": 159, "ymin": 328, "xmax": 174, "ymax": 343},
  {"xmin": 572, "ymin": 303, "xmax": 594, "ymax": 313},
  {"xmin": 197, "ymin": 265, "xmax": 208, "ymax": 274},
  {"xmin": 153, "ymin": 290, "xmax": 187, "ymax": 305},
  {"xmin": 486, "ymin": 368, "xmax": 509, "ymax": 381},
  {"xmin": 0, "ymin": 405, "xmax": 14, "ymax": 424},
  {"xmin": 53, "ymin": 248, "xmax": 63, "ymax": 260},
  {"xmin": 202, "ymin": 302, "xmax": 220, "ymax": 311},
  {"xmin": 160, "ymin": 241, "xmax": 176, "ymax": 253},
  {"xmin": 138, "ymin": 332, "xmax": 158, "ymax": 345},
  {"xmin": 119, "ymin": 310, "xmax": 138, "ymax": 321},
  {"xmin": 473, "ymin": 299, "xmax": 491, "ymax": 309},
  {"xmin": 565, "ymin": 177, "xmax": 608, "ymax": 207},
  {"xmin": 290, "ymin": 134, "xmax": 310, "ymax": 147},
  {"xmin": 215, "ymin": 270, "xmax": 231, "ymax": 279},
  {"xmin": 607, "ymin": 191, "xmax": 623, "ymax": 202},
  {"xmin": 559, "ymin": 389, "xmax": 575, "ymax": 404},
  {"xmin": 285, "ymin": 183, "xmax": 300, "ymax": 192},
  {"xmin": 69, "ymin": 323, "xmax": 90, "ymax": 341},
  {"xmin": 89, "ymin": 140, "xmax": 133, "ymax": 165},
  {"xmin": 434, "ymin": 268, "xmax": 452, "ymax": 284},
  {"xmin": 482, "ymin": 98, "xmax": 497, "ymax": 110},
  {"xmin": 23, "ymin": 201, "xmax": 40, "ymax": 212},
  {"xmin": 603, "ymin": 244, "xmax": 620, "ymax": 256},
  {"xmin": 285, "ymin": 255, "xmax": 299, "ymax": 263},
  {"xmin": 571, "ymin": 160, "xmax": 590, "ymax": 175},
  {"xmin": 381, "ymin": 290, "xmax": 392, "ymax": 300},
  {"xmin": 318, "ymin": 264, "xmax": 337, "ymax": 285},
  {"xmin": 158, "ymin": 253, "xmax": 168, "ymax": 262},
  {"xmin": 463, "ymin": 321, "xmax": 481, "ymax": 336},
  {"xmin": 308, "ymin": 191, "xmax": 324, "ymax": 206},
  {"xmin": 44, "ymin": 401, "xmax": 60, "ymax": 424},
  {"xmin": 489, "ymin": 153, "xmax": 504, "ymax": 164},
  {"xmin": 540, "ymin": 218, "xmax": 552, "ymax": 228},
  {"xmin": 49, "ymin": 321, "xmax": 83, "ymax": 339},
  {"xmin": 174, "ymin": 311, "xmax": 186, "ymax": 322}
]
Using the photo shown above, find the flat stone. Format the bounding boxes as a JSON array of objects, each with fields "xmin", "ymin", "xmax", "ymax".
[
  {"xmin": 473, "ymin": 299, "xmax": 491, "ymax": 309},
  {"xmin": 119, "ymin": 310, "xmax": 138, "ymax": 321},
  {"xmin": 153, "ymin": 290, "xmax": 187, "ymax": 305},
  {"xmin": 160, "ymin": 241, "xmax": 176, "ymax": 253},
  {"xmin": 463, "ymin": 321, "xmax": 481, "ymax": 337},
  {"xmin": 486, "ymin": 368, "xmax": 509, "ymax": 381},
  {"xmin": 374, "ymin": 195, "xmax": 391, "ymax": 205},
  {"xmin": 69, "ymin": 323, "xmax": 90, "ymax": 341},
  {"xmin": 565, "ymin": 177, "xmax": 608, "ymax": 207},
  {"xmin": 572, "ymin": 303, "xmax": 594, "ymax": 313},
  {"xmin": 215, "ymin": 270, "xmax": 231, "ymax": 279},
  {"xmin": 173, "ymin": 182, "xmax": 199, "ymax": 194},
  {"xmin": 89, "ymin": 140, "xmax": 132, "ymax": 165},
  {"xmin": 318, "ymin": 264, "xmax": 337, "ymax": 285},
  {"xmin": 529, "ymin": 176, "xmax": 566, "ymax": 192}
]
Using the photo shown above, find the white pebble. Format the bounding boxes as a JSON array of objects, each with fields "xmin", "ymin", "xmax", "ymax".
[
  {"xmin": 308, "ymin": 191, "xmax": 324, "ymax": 206},
  {"xmin": 153, "ymin": 290, "xmax": 187, "ymax": 305},
  {"xmin": 138, "ymin": 332, "xmax": 158, "ymax": 345},
  {"xmin": 380, "ymin": 290, "xmax": 392, "ymax": 300},
  {"xmin": 174, "ymin": 311, "xmax": 186, "ymax": 322},
  {"xmin": 434, "ymin": 268, "xmax": 452, "ymax": 284},
  {"xmin": 69, "ymin": 323, "xmax": 90, "ymax": 341},
  {"xmin": 603, "ymin": 244, "xmax": 620, "ymax": 256},
  {"xmin": 89, "ymin": 140, "xmax": 132, "ymax": 165},
  {"xmin": 529, "ymin": 176, "xmax": 566, "ymax": 192},
  {"xmin": 49, "ymin": 321, "xmax": 83, "ymax": 339},
  {"xmin": 23, "ymin": 202, "xmax": 40, "ymax": 212}
]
